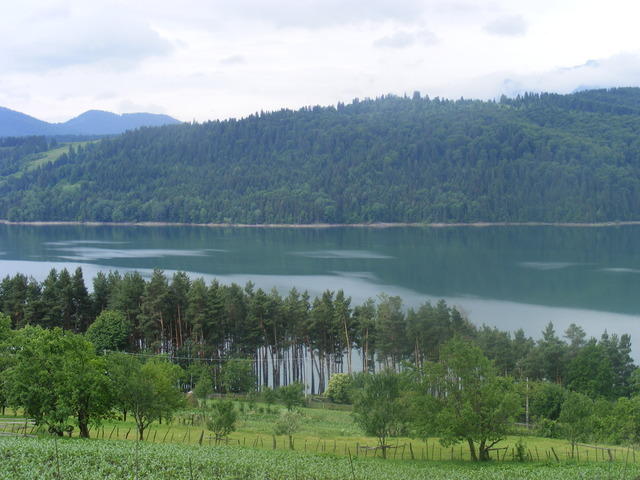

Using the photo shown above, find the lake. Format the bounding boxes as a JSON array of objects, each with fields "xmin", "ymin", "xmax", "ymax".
[{"xmin": 1, "ymin": 224, "xmax": 639, "ymax": 355}]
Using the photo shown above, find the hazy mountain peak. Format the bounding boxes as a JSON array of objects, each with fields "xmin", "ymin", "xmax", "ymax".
[{"xmin": 0, "ymin": 107, "xmax": 180, "ymax": 137}]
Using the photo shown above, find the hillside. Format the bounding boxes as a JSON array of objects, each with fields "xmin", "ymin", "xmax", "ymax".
[
  {"xmin": 0, "ymin": 107, "xmax": 180, "ymax": 137},
  {"xmin": 2, "ymin": 88, "xmax": 640, "ymax": 224}
]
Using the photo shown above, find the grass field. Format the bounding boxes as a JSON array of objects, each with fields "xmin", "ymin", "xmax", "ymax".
[
  {"xmin": 1, "ymin": 401, "xmax": 636, "ymax": 465},
  {"xmin": 1, "ymin": 436, "xmax": 639, "ymax": 480}
]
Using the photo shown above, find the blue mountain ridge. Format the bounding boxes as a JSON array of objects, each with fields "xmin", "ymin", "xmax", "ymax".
[{"xmin": 0, "ymin": 107, "xmax": 181, "ymax": 137}]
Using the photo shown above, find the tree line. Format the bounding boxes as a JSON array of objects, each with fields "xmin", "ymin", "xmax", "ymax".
[
  {"xmin": 3, "ymin": 88, "xmax": 640, "ymax": 223},
  {"xmin": 2, "ymin": 267, "xmax": 640, "ymax": 461},
  {"xmin": 0, "ymin": 267, "xmax": 635, "ymax": 400},
  {"xmin": 344, "ymin": 337, "xmax": 640, "ymax": 461}
]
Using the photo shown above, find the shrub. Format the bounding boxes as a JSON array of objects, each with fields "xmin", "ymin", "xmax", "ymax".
[{"xmin": 325, "ymin": 373, "xmax": 353, "ymax": 404}]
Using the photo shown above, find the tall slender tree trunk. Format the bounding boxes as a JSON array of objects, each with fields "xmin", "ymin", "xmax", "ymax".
[{"xmin": 343, "ymin": 319, "xmax": 352, "ymax": 375}]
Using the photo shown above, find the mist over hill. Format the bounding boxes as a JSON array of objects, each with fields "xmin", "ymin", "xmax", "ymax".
[{"xmin": 2, "ymin": 88, "xmax": 640, "ymax": 224}]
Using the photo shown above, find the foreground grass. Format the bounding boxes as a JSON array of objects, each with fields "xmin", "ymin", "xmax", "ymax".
[
  {"xmin": 1, "ymin": 436, "xmax": 638, "ymax": 480},
  {"xmin": 2, "ymin": 403, "xmax": 635, "ymax": 464}
]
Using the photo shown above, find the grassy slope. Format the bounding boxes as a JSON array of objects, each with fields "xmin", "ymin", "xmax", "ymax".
[
  {"xmin": 0, "ymin": 141, "xmax": 95, "ymax": 182},
  {"xmin": 25, "ymin": 141, "xmax": 96, "ymax": 171}
]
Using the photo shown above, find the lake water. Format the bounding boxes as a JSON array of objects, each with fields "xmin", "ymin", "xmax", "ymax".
[{"xmin": 1, "ymin": 224, "xmax": 639, "ymax": 356}]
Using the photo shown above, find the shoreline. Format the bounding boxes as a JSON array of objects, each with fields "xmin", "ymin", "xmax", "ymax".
[{"xmin": 1, "ymin": 219, "xmax": 640, "ymax": 229}]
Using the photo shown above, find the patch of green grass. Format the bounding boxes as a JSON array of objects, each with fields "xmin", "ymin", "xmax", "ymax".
[{"xmin": 24, "ymin": 141, "xmax": 96, "ymax": 171}]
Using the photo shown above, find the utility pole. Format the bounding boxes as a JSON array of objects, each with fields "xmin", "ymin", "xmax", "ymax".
[{"xmin": 525, "ymin": 377, "xmax": 530, "ymax": 429}]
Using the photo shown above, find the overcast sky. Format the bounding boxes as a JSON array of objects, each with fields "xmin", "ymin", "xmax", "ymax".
[{"xmin": 2, "ymin": 0, "xmax": 640, "ymax": 122}]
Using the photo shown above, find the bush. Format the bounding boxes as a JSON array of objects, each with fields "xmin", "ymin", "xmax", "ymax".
[
  {"xmin": 262, "ymin": 387, "xmax": 277, "ymax": 405},
  {"xmin": 278, "ymin": 383, "xmax": 305, "ymax": 411},
  {"xmin": 325, "ymin": 373, "xmax": 353, "ymax": 404},
  {"xmin": 206, "ymin": 400, "xmax": 237, "ymax": 442}
]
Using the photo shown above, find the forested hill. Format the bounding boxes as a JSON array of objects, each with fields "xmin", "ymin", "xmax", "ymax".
[{"xmin": 2, "ymin": 88, "xmax": 640, "ymax": 224}]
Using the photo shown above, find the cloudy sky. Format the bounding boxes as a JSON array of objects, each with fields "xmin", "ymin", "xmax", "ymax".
[{"xmin": 2, "ymin": 0, "xmax": 640, "ymax": 122}]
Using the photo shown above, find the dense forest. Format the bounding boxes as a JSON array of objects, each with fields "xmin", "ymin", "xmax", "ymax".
[
  {"xmin": 2, "ymin": 88, "xmax": 640, "ymax": 223},
  {"xmin": 0, "ymin": 268, "xmax": 634, "ymax": 400},
  {"xmin": 0, "ymin": 136, "xmax": 57, "ymax": 177}
]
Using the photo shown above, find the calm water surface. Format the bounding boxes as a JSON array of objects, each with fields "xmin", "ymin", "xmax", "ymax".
[{"xmin": 1, "ymin": 224, "xmax": 639, "ymax": 354}]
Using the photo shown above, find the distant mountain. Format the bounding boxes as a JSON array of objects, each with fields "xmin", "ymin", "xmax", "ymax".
[
  {"xmin": 4, "ymin": 88, "xmax": 640, "ymax": 224},
  {"xmin": 0, "ymin": 107, "xmax": 54, "ymax": 137},
  {"xmin": 0, "ymin": 107, "xmax": 180, "ymax": 137},
  {"xmin": 60, "ymin": 110, "xmax": 182, "ymax": 135}
]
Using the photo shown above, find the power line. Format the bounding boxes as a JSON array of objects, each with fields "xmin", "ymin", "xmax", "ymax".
[{"xmin": 102, "ymin": 349, "xmax": 335, "ymax": 364}]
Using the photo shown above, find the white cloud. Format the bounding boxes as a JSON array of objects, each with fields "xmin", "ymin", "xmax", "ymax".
[
  {"xmin": 153, "ymin": 0, "xmax": 427, "ymax": 29},
  {"xmin": 220, "ymin": 55, "xmax": 247, "ymax": 66},
  {"xmin": 484, "ymin": 14, "xmax": 528, "ymax": 37},
  {"xmin": 0, "ymin": 3, "xmax": 172, "ymax": 72},
  {"xmin": 374, "ymin": 29, "xmax": 438, "ymax": 48},
  {"xmin": 2, "ymin": 0, "xmax": 640, "ymax": 122},
  {"xmin": 500, "ymin": 53, "xmax": 640, "ymax": 95}
]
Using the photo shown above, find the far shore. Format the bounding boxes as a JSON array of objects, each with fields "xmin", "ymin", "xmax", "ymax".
[{"xmin": 2, "ymin": 219, "xmax": 640, "ymax": 229}]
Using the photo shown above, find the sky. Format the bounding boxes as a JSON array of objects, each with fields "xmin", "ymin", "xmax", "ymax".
[{"xmin": 2, "ymin": 0, "xmax": 640, "ymax": 123}]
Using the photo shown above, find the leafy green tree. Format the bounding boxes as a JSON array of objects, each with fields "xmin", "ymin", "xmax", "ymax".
[
  {"xmin": 4, "ymin": 326, "xmax": 112, "ymax": 437},
  {"xmin": 55, "ymin": 332, "xmax": 113, "ymax": 437},
  {"xmin": 85, "ymin": 310, "xmax": 131, "ymax": 353},
  {"xmin": 278, "ymin": 382, "xmax": 305, "ymax": 411},
  {"xmin": 107, "ymin": 355, "xmax": 184, "ymax": 440},
  {"xmin": 274, "ymin": 410, "xmax": 302, "ymax": 449},
  {"xmin": 559, "ymin": 391, "xmax": 594, "ymax": 457},
  {"xmin": 566, "ymin": 340, "xmax": 615, "ymax": 399},
  {"xmin": 206, "ymin": 400, "xmax": 238, "ymax": 444},
  {"xmin": 0, "ymin": 313, "xmax": 12, "ymax": 415},
  {"xmin": 599, "ymin": 332, "xmax": 635, "ymax": 397},
  {"xmin": 538, "ymin": 322, "xmax": 568, "ymax": 383},
  {"xmin": 325, "ymin": 373, "xmax": 353, "ymax": 404},
  {"xmin": 530, "ymin": 381, "xmax": 568, "ymax": 421},
  {"xmin": 608, "ymin": 396, "xmax": 640, "ymax": 444},
  {"xmin": 415, "ymin": 337, "xmax": 521, "ymax": 461},
  {"xmin": 222, "ymin": 358, "xmax": 256, "ymax": 393},
  {"xmin": 193, "ymin": 366, "xmax": 214, "ymax": 408},
  {"xmin": 353, "ymin": 370, "xmax": 406, "ymax": 458},
  {"xmin": 105, "ymin": 352, "xmax": 137, "ymax": 421}
]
